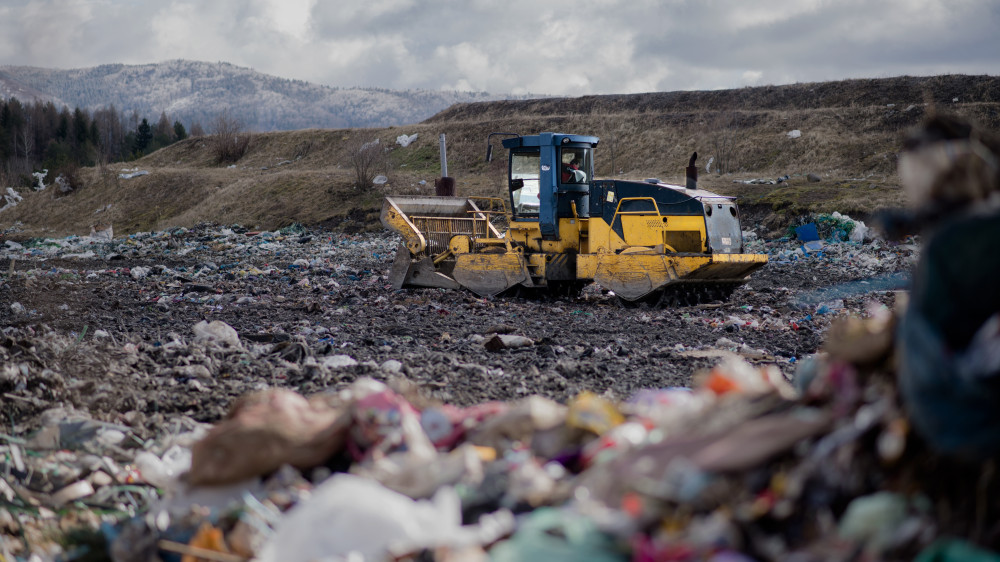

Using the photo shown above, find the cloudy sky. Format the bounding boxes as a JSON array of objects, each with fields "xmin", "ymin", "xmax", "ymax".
[{"xmin": 1, "ymin": 0, "xmax": 998, "ymax": 96}]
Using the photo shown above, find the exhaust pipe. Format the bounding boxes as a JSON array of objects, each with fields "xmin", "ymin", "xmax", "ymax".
[{"xmin": 686, "ymin": 152, "xmax": 698, "ymax": 190}]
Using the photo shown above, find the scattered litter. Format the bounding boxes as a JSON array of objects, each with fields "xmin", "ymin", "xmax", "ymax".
[
  {"xmin": 55, "ymin": 173, "xmax": 74, "ymax": 193},
  {"xmin": 323, "ymin": 354, "xmax": 359, "ymax": 369},
  {"xmin": 1, "ymin": 187, "xmax": 23, "ymax": 212},
  {"xmin": 734, "ymin": 175, "xmax": 790, "ymax": 185},
  {"xmin": 396, "ymin": 133, "xmax": 419, "ymax": 147},
  {"xmin": 193, "ymin": 319, "xmax": 242, "ymax": 348},
  {"xmin": 4, "ymin": 216, "xmax": 985, "ymax": 561},
  {"xmin": 89, "ymin": 223, "xmax": 114, "ymax": 241},
  {"xmin": 118, "ymin": 168, "xmax": 150, "ymax": 179},
  {"xmin": 484, "ymin": 333, "xmax": 534, "ymax": 351},
  {"xmin": 32, "ymin": 169, "xmax": 48, "ymax": 190}
]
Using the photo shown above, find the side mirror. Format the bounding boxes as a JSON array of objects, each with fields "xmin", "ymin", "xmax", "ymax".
[
  {"xmin": 485, "ymin": 132, "xmax": 519, "ymax": 163},
  {"xmin": 510, "ymin": 178, "xmax": 524, "ymax": 189}
]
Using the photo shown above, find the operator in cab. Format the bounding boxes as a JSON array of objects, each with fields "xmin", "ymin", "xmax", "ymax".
[{"xmin": 562, "ymin": 154, "xmax": 587, "ymax": 184}]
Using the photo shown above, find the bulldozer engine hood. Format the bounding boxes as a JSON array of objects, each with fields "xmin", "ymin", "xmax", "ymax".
[
  {"xmin": 593, "ymin": 179, "xmax": 744, "ymax": 254},
  {"xmin": 594, "ymin": 179, "xmax": 743, "ymax": 253}
]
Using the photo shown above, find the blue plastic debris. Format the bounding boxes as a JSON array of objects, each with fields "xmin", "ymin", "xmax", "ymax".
[
  {"xmin": 795, "ymin": 223, "xmax": 820, "ymax": 242},
  {"xmin": 802, "ymin": 240, "xmax": 825, "ymax": 253}
]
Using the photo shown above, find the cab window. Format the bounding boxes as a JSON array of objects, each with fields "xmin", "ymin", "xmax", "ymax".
[
  {"xmin": 560, "ymin": 147, "xmax": 592, "ymax": 184},
  {"xmin": 510, "ymin": 151, "xmax": 540, "ymax": 215}
]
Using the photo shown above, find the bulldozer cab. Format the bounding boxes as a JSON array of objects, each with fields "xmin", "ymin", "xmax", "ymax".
[{"xmin": 502, "ymin": 133, "xmax": 599, "ymax": 239}]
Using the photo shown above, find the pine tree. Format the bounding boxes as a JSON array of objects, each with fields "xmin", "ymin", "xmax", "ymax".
[
  {"xmin": 56, "ymin": 109, "xmax": 70, "ymax": 140},
  {"xmin": 134, "ymin": 118, "xmax": 153, "ymax": 155},
  {"xmin": 72, "ymin": 108, "xmax": 89, "ymax": 146}
]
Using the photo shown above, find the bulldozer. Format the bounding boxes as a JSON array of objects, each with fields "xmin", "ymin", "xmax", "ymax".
[{"xmin": 380, "ymin": 132, "xmax": 767, "ymax": 305}]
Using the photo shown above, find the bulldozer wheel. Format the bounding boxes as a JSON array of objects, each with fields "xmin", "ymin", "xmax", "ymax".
[
  {"xmin": 546, "ymin": 281, "xmax": 588, "ymax": 299},
  {"xmin": 497, "ymin": 281, "xmax": 587, "ymax": 301},
  {"xmin": 496, "ymin": 285, "xmax": 526, "ymax": 299},
  {"xmin": 616, "ymin": 282, "xmax": 743, "ymax": 308}
]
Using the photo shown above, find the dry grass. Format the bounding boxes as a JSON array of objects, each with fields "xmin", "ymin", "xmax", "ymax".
[{"xmin": 2, "ymin": 75, "xmax": 996, "ymax": 238}]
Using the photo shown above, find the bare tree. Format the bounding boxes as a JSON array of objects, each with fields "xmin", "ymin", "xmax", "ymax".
[
  {"xmin": 346, "ymin": 135, "xmax": 389, "ymax": 188},
  {"xmin": 209, "ymin": 109, "xmax": 252, "ymax": 164},
  {"xmin": 595, "ymin": 111, "xmax": 637, "ymax": 177},
  {"xmin": 17, "ymin": 121, "xmax": 34, "ymax": 174},
  {"xmin": 92, "ymin": 106, "xmax": 124, "ymax": 162},
  {"xmin": 709, "ymin": 110, "xmax": 740, "ymax": 175}
]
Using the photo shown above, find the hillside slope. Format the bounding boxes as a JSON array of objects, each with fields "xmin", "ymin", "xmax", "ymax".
[
  {"xmin": 428, "ymin": 75, "xmax": 1000, "ymax": 120},
  {"xmin": 0, "ymin": 60, "xmax": 510, "ymax": 130},
  {"xmin": 2, "ymin": 75, "xmax": 998, "ymax": 239}
]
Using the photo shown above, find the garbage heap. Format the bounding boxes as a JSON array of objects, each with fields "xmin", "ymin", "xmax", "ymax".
[{"xmin": 3, "ymin": 301, "xmax": 998, "ymax": 561}]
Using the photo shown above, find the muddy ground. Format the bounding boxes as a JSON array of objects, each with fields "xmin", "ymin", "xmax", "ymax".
[{"xmin": 0, "ymin": 221, "xmax": 913, "ymax": 438}]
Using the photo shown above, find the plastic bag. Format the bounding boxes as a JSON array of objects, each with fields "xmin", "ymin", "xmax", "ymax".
[{"xmin": 257, "ymin": 474, "xmax": 513, "ymax": 562}]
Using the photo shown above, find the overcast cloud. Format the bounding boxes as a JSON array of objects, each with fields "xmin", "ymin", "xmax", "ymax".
[{"xmin": 1, "ymin": 0, "xmax": 998, "ymax": 95}]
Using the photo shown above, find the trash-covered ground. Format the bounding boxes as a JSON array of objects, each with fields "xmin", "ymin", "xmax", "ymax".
[
  {"xmin": 1, "ymin": 217, "xmax": 906, "ymax": 423},
  {"xmin": 2, "ymin": 217, "xmax": 995, "ymax": 561}
]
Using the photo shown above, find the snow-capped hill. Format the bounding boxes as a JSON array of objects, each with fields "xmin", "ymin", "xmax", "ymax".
[{"xmin": 0, "ymin": 60, "xmax": 511, "ymax": 131}]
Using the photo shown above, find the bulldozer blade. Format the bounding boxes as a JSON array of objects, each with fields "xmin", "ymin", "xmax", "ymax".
[
  {"xmin": 389, "ymin": 242, "xmax": 412, "ymax": 290},
  {"xmin": 595, "ymin": 253, "xmax": 768, "ymax": 301},
  {"xmin": 595, "ymin": 254, "xmax": 680, "ymax": 301},
  {"xmin": 389, "ymin": 242, "xmax": 461, "ymax": 290},
  {"xmin": 453, "ymin": 253, "xmax": 530, "ymax": 297}
]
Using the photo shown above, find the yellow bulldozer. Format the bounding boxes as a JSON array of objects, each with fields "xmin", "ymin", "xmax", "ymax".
[{"xmin": 381, "ymin": 132, "xmax": 767, "ymax": 305}]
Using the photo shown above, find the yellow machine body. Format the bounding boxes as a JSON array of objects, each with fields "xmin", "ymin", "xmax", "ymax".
[{"xmin": 380, "ymin": 133, "xmax": 767, "ymax": 302}]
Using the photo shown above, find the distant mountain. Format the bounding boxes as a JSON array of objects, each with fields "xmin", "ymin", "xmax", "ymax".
[{"xmin": 0, "ymin": 60, "xmax": 513, "ymax": 131}]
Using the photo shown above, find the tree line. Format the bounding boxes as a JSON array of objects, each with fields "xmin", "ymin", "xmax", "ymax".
[{"xmin": 0, "ymin": 97, "xmax": 205, "ymax": 187}]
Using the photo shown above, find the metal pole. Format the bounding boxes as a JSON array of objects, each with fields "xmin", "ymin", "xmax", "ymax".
[{"xmin": 439, "ymin": 133, "xmax": 448, "ymax": 178}]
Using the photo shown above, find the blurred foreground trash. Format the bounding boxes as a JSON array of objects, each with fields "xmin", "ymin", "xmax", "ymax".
[
  {"xmin": 5, "ymin": 319, "xmax": 1000, "ymax": 561},
  {"xmin": 256, "ymin": 473, "xmax": 514, "ymax": 562},
  {"xmin": 490, "ymin": 507, "xmax": 626, "ymax": 562},
  {"xmin": 188, "ymin": 388, "xmax": 349, "ymax": 485},
  {"xmin": 894, "ymin": 113, "xmax": 1000, "ymax": 458}
]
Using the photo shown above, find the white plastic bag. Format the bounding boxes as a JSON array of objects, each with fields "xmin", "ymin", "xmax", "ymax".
[
  {"xmin": 257, "ymin": 473, "xmax": 512, "ymax": 561},
  {"xmin": 192, "ymin": 320, "xmax": 241, "ymax": 348}
]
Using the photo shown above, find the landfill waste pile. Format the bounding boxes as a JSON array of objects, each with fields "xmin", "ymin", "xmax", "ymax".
[{"xmin": 0, "ymin": 204, "xmax": 997, "ymax": 560}]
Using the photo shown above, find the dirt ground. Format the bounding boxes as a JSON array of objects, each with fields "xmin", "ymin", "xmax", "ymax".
[{"xmin": 0, "ymin": 220, "xmax": 911, "ymax": 438}]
